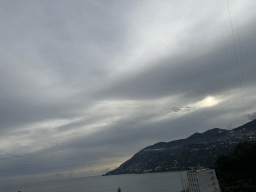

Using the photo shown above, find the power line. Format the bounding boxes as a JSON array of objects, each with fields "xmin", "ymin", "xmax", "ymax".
[
  {"xmin": 215, "ymin": 0, "xmax": 236, "ymax": 90},
  {"xmin": 226, "ymin": 0, "xmax": 245, "ymax": 112},
  {"xmin": 234, "ymin": 0, "xmax": 246, "ymax": 110}
]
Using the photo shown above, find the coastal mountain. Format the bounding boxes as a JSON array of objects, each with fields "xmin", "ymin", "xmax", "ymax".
[{"xmin": 104, "ymin": 119, "xmax": 256, "ymax": 175}]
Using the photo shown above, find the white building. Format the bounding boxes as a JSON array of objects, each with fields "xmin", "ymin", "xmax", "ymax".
[
  {"xmin": 180, "ymin": 171, "xmax": 189, "ymax": 192},
  {"xmin": 186, "ymin": 167, "xmax": 221, "ymax": 192}
]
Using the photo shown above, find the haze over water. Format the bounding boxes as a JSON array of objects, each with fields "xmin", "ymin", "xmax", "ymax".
[{"xmin": 0, "ymin": 172, "xmax": 182, "ymax": 192}]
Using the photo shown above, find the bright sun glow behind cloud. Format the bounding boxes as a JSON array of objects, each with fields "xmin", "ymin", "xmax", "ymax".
[{"xmin": 195, "ymin": 96, "xmax": 220, "ymax": 108}]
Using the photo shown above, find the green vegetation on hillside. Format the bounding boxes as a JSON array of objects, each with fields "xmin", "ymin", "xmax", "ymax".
[{"xmin": 215, "ymin": 141, "xmax": 256, "ymax": 192}]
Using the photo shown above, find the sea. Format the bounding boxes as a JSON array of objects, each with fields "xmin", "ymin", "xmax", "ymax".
[{"xmin": 0, "ymin": 172, "xmax": 184, "ymax": 192}]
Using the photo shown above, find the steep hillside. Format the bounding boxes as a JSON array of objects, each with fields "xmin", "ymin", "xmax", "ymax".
[{"xmin": 104, "ymin": 119, "xmax": 256, "ymax": 175}]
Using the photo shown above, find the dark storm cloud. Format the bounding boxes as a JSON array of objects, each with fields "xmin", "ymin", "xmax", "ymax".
[{"xmin": 169, "ymin": 107, "xmax": 192, "ymax": 113}]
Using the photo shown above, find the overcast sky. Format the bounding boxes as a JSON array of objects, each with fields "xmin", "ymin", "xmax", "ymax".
[{"xmin": 1, "ymin": 0, "xmax": 256, "ymax": 186}]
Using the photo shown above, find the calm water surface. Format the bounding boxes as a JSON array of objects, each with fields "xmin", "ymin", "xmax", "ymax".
[{"xmin": 0, "ymin": 172, "xmax": 183, "ymax": 192}]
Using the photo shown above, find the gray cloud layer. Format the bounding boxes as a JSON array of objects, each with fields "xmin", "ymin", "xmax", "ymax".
[{"xmin": 1, "ymin": 0, "xmax": 256, "ymax": 186}]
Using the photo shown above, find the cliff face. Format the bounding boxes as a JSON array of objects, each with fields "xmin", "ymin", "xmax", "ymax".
[{"xmin": 103, "ymin": 119, "xmax": 256, "ymax": 176}]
